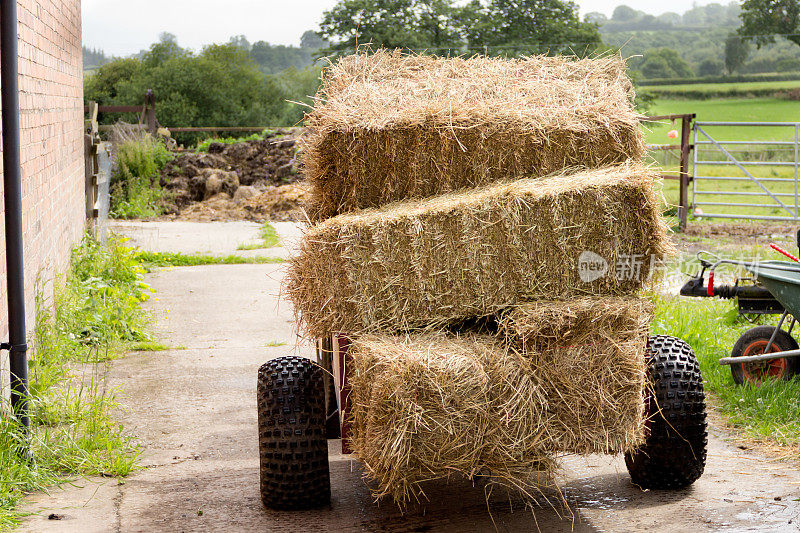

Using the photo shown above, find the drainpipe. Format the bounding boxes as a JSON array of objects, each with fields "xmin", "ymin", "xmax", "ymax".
[{"xmin": 1, "ymin": 0, "xmax": 29, "ymax": 429}]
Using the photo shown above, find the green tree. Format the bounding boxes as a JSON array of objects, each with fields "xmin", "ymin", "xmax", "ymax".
[
  {"xmin": 84, "ymin": 58, "xmax": 143, "ymax": 104},
  {"xmin": 697, "ymin": 57, "xmax": 724, "ymax": 76},
  {"xmin": 612, "ymin": 5, "xmax": 639, "ymax": 22},
  {"xmin": 724, "ymin": 33, "xmax": 750, "ymax": 74},
  {"xmin": 739, "ymin": 0, "xmax": 800, "ymax": 47},
  {"xmin": 319, "ymin": 0, "xmax": 436, "ymax": 55},
  {"xmin": 638, "ymin": 48, "xmax": 694, "ymax": 79},
  {"xmin": 481, "ymin": 0, "xmax": 602, "ymax": 55},
  {"xmin": 300, "ymin": 30, "xmax": 328, "ymax": 50}
]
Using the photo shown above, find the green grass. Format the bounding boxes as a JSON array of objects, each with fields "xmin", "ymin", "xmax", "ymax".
[
  {"xmin": 648, "ymin": 79, "xmax": 800, "ymax": 100},
  {"xmin": 654, "ymin": 79, "xmax": 800, "ymax": 94},
  {"xmin": 652, "ymin": 295, "xmax": 800, "ymax": 446},
  {"xmin": 133, "ymin": 251, "xmax": 284, "ymax": 268},
  {"xmin": 110, "ymin": 137, "xmax": 174, "ymax": 219},
  {"xmin": 129, "ymin": 341, "xmax": 170, "ymax": 352},
  {"xmin": 194, "ymin": 129, "xmax": 276, "ymax": 152},
  {"xmin": 0, "ymin": 236, "xmax": 151, "ymax": 528},
  {"xmin": 644, "ymin": 97, "xmax": 800, "ymax": 145},
  {"xmin": 265, "ymin": 341, "xmax": 287, "ymax": 347},
  {"xmin": 236, "ymin": 222, "xmax": 280, "ymax": 250}
]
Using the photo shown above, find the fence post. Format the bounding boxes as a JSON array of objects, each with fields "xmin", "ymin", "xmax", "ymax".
[
  {"xmin": 678, "ymin": 113, "xmax": 695, "ymax": 231},
  {"xmin": 144, "ymin": 89, "xmax": 157, "ymax": 136}
]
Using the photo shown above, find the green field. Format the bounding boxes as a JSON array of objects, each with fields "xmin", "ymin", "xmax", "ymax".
[
  {"xmin": 653, "ymin": 80, "xmax": 800, "ymax": 94},
  {"xmin": 644, "ymin": 98, "xmax": 800, "ymax": 144},
  {"xmin": 644, "ymin": 96, "xmax": 800, "ymax": 220}
]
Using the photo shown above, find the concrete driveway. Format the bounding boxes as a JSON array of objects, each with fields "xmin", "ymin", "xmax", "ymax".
[{"xmin": 19, "ymin": 221, "xmax": 800, "ymax": 532}]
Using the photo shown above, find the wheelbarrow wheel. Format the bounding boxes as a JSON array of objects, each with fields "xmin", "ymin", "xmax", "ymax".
[
  {"xmin": 625, "ymin": 335, "xmax": 707, "ymax": 490},
  {"xmin": 257, "ymin": 356, "xmax": 330, "ymax": 510},
  {"xmin": 731, "ymin": 326, "xmax": 800, "ymax": 385}
]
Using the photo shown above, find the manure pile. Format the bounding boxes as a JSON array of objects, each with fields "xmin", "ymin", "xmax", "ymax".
[
  {"xmin": 159, "ymin": 128, "xmax": 308, "ymax": 221},
  {"xmin": 288, "ymin": 50, "xmax": 666, "ymax": 504}
]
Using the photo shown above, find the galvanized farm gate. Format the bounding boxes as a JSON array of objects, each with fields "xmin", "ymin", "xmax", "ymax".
[{"xmin": 692, "ymin": 121, "xmax": 800, "ymax": 222}]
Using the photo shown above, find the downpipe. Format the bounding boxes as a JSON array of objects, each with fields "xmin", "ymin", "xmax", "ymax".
[{"xmin": 1, "ymin": 0, "xmax": 30, "ymax": 430}]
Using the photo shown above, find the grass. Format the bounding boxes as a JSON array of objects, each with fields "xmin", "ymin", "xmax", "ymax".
[
  {"xmin": 236, "ymin": 222, "xmax": 280, "ymax": 251},
  {"xmin": 133, "ymin": 251, "xmax": 284, "ymax": 268},
  {"xmin": 129, "ymin": 341, "xmax": 170, "ymax": 352},
  {"xmin": 651, "ymin": 295, "xmax": 800, "ymax": 447},
  {"xmin": 648, "ymin": 79, "xmax": 800, "ymax": 100},
  {"xmin": 265, "ymin": 341, "xmax": 287, "ymax": 347},
  {"xmin": 0, "ymin": 236, "xmax": 153, "ymax": 528},
  {"xmin": 110, "ymin": 136, "xmax": 174, "ymax": 219},
  {"xmin": 194, "ymin": 129, "xmax": 276, "ymax": 152},
  {"xmin": 644, "ymin": 97, "xmax": 800, "ymax": 145}
]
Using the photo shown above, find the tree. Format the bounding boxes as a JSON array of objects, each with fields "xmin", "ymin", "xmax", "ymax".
[
  {"xmin": 638, "ymin": 48, "xmax": 694, "ymax": 79},
  {"xmin": 584, "ymin": 12, "xmax": 607, "ymax": 25},
  {"xmin": 739, "ymin": 0, "xmax": 800, "ymax": 47},
  {"xmin": 229, "ymin": 35, "xmax": 252, "ymax": 51},
  {"xmin": 300, "ymin": 30, "xmax": 328, "ymax": 50},
  {"xmin": 697, "ymin": 57, "xmax": 724, "ymax": 76},
  {"xmin": 319, "ymin": 0, "xmax": 438, "ymax": 55},
  {"xmin": 612, "ymin": 5, "xmax": 639, "ymax": 22},
  {"xmin": 481, "ymin": 0, "xmax": 602, "ymax": 55},
  {"xmin": 319, "ymin": 0, "xmax": 601, "ymax": 57},
  {"xmin": 725, "ymin": 33, "xmax": 750, "ymax": 74}
]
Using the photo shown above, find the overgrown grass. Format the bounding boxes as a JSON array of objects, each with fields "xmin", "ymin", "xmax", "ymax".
[
  {"xmin": 133, "ymin": 251, "xmax": 284, "ymax": 268},
  {"xmin": 194, "ymin": 129, "xmax": 276, "ymax": 152},
  {"xmin": 236, "ymin": 222, "xmax": 280, "ymax": 250},
  {"xmin": 0, "ymin": 236, "xmax": 152, "ymax": 528},
  {"xmin": 652, "ymin": 292, "xmax": 800, "ymax": 447},
  {"xmin": 110, "ymin": 136, "xmax": 174, "ymax": 219}
]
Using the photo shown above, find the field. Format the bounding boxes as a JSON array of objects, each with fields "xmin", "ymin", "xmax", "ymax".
[
  {"xmin": 644, "ymin": 97, "xmax": 799, "ymax": 220},
  {"xmin": 648, "ymin": 79, "xmax": 800, "ymax": 100}
]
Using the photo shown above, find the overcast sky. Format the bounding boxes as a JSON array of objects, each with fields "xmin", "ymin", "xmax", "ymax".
[{"xmin": 82, "ymin": 0, "xmax": 724, "ymax": 56}]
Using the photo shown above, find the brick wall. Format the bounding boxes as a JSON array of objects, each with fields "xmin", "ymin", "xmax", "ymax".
[{"xmin": 0, "ymin": 0, "xmax": 85, "ymax": 400}]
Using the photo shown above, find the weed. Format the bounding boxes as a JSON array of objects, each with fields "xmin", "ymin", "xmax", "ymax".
[
  {"xmin": 195, "ymin": 129, "xmax": 275, "ymax": 152},
  {"xmin": 129, "ymin": 341, "xmax": 169, "ymax": 352},
  {"xmin": 133, "ymin": 251, "xmax": 284, "ymax": 268},
  {"xmin": 110, "ymin": 137, "xmax": 174, "ymax": 219},
  {"xmin": 265, "ymin": 341, "xmax": 287, "ymax": 347},
  {"xmin": 0, "ymin": 235, "xmax": 148, "ymax": 527},
  {"xmin": 651, "ymin": 294, "xmax": 800, "ymax": 446},
  {"xmin": 236, "ymin": 222, "xmax": 280, "ymax": 250}
]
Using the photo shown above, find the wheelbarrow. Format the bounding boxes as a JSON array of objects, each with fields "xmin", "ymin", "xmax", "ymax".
[{"xmin": 680, "ymin": 238, "xmax": 800, "ymax": 384}]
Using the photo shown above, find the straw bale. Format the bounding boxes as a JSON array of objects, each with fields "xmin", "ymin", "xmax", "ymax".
[
  {"xmin": 348, "ymin": 332, "xmax": 556, "ymax": 504},
  {"xmin": 349, "ymin": 297, "xmax": 651, "ymax": 504},
  {"xmin": 287, "ymin": 164, "xmax": 672, "ymax": 338},
  {"xmin": 303, "ymin": 51, "xmax": 646, "ymax": 219},
  {"xmin": 498, "ymin": 297, "xmax": 652, "ymax": 454}
]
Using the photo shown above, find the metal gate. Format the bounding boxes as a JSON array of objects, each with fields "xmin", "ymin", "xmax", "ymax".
[{"xmin": 692, "ymin": 121, "xmax": 800, "ymax": 221}]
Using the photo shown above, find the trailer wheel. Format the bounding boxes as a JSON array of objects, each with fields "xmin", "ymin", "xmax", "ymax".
[
  {"xmin": 258, "ymin": 356, "xmax": 330, "ymax": 510},
  {"xmin": 730, "ymin": 326, "xmax": 800, "ymax": 385},
  {"xmin": 625, "ymin": 335, "xmax": 707, "ymax": 490}
]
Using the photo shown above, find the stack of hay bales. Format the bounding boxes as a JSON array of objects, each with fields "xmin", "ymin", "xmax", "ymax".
[{"xmin": 288, "ymin": 50, "xmax": 669, "ymax": 503}]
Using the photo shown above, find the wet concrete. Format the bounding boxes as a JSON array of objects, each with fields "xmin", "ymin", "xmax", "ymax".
[{"xmin": 18, "ymin": 221, "xmax": 800, "ymax": 532}]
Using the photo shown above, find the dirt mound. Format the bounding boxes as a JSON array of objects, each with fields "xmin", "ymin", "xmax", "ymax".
[{"xmin": 160, "ymin": 128, "xmax": 306, "ymax": 221}]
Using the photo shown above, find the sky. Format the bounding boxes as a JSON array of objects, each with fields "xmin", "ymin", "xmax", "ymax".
[{"xmin": 82, "ymin": 0, "xmax": 725, "ymax": 56}]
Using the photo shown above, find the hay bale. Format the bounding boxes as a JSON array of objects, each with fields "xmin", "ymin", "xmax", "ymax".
[
  {"xmin": 303, "ymin": 51, "xmax": 645, "ymax": 219},
  {"xmin": 287, "ymin": 164, "xmax": 672, "ymax": 338},
  {"xmin": 348, "ymin": 332, "xmax": 556, "ymax": 504},
  {"xmin": 498, "ymin": 297, "xmax": 652, "ymax": 454},
  {"xmin": 349, "ymin": 297, "xmax": 651, "ymax": 504}
]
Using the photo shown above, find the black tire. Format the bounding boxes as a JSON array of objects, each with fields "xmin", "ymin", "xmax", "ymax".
[
  {"xmin": 258, "ymin": 356, "xmax": 331, "ymax": 510},
  {"xmin": 730, "ymin": 326, "xmax": 800, "ymax": 385},
  {"xmin": 625, "ymin": 335, "xmax": 707, "ymax": 490}
]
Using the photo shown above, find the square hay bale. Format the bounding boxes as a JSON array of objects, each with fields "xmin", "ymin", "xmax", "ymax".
[
  {"xmin": 349, "ymin": 297, "xmax": 651, "ymax": 504},
  {"xmin": 348, "ymin": 332, "xmax": 556, "ymax": 504},
  {"xmin": 287, "ymin": 164, "xmax": 672, "ymax": 338},
  {"xmin": 303, "ymin": 51, "xmax": 645, "ymax": 219},
  {"xmin": 498, "ymin": 297, "xmax": 653, "ymax": 454}
]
